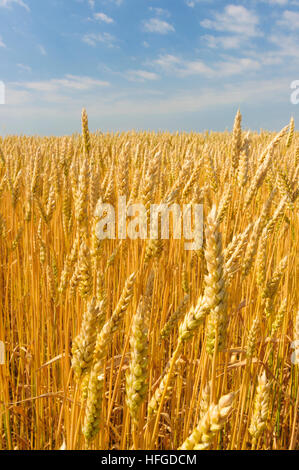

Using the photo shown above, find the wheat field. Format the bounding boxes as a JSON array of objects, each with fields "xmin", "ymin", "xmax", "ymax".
[{"xmin": 0, "ymin": 109, "xmax": 298, "ymax": 450}]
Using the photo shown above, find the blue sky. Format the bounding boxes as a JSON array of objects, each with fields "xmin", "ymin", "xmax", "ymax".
[{"xmin": 0, "ymin": 0, "xmax": 298, "ymax": 134}]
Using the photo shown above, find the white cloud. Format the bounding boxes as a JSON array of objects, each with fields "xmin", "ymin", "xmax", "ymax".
[
  {"xmin": 143, "ymin": 18, "xmax": 175, "ymax": 34},
  {"xmin": 5, "ymin": 87, "xmax": 31, "ymax": 106},
  {"xmin": 246, "ymin": 49, "xmax": 284, "ymax": 66},
  {"xmin": 155, "ymin": 55, "xmax": 212, "ymax": 77},
  {"xmin": 17, "ymin": 63, "xmax": 31, "ymax": 72},
  {"xmin": 269, "ymin": 34, "xmax": 299, "ymax": 58},
  {"xmin": 6, "ymin": 77, "xmax": 290, "ymax": 123},
  {"xmin": 263, "ymin": 0, "xmax": 289, "ymax": 4},
  {"xmin": 154, "ymin": 54, "xmax": 181, "ymax": 69},
  {"xmin": 137, "ymin": 78, "xmax": 287, "ymax": 116},
  {"xmin": 185, "ymin": 0, "xmax": 200, "ymax": 7},
  {"xmin": 87, "ymin": 0, "xmax": 122, "ymax": 7},
  {"xmin": 13, "ymin": 75, "xmax": 110, "ymax": 93},
  {"xmin": 278, "ymin": 10, "xmax": 299, "ymax": 29},
  {"xmin": 125, "ymin": 69, "xmax": 159, "ymax": 82},
  {"xmin": 0, "ymin": 36, "xmax": 6, "ymax": 48},
  {"xmin": 0, "ymin": 0, "xmax": 30, "ymax": 11},
  {"xmin": 180, "ymin": 60, "xmax": 214, "ymax": 77},
  {"xmin": 263, "ymin": 0, "xmax": 299, "ymax": 5},
  {"xmin": 185, "ymin": 0, "xmax": 212, "ymax": 6},
  {"xmin": 148, "ymin": 7, "xmax": 170, "ymax": 17},
  {"xmin": 107, "ymin": 0, "xmax": 123, "ymax": 5},
  {"xmin": 200, "ymin": 5, "xmax": 260, "ymax": 37},
  {"xmin": 217, "ymin": 57, "xmax": 260, "ymax": 76},
  {"xmin": 94, "ymin": 12, "xmax": 114, "ymax": 24},
  {"xmin": 82, "ymin": 32, "xmax": 116, "ymax": 47},
  {"xmin": 203, "ymin": 34, "xmax": 244, "ymax": 50},
  {"xmin": 37, "ymin": 45, "xmax": 47, "ymax": 56},
  {"xmin": 153, "ymin": 53, "xmax": 260, "ymax": 78}
]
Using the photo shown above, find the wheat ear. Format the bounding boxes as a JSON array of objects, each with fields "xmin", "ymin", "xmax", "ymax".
[
  {"xmin": 249, "ymin": 371, "xmax": 270, "ymax": 447},
  {"xmin": 179, "ymin": 392, "xmax": 235, "ymax": 450}
]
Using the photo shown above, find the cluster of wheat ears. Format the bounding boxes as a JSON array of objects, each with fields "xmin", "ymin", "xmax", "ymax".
[{"xmin": 0, "ymin": 109, "xmax": 298, "ymax": 450}]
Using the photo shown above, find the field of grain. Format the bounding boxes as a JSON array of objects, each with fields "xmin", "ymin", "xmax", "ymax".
[{"xmin": 0, "ymin": 109, "xmax": 298, "ymax": 450}]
